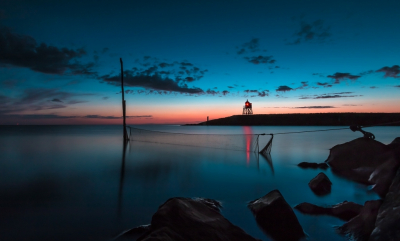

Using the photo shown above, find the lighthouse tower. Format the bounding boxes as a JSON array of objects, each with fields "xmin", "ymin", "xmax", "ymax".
[{"xmin": 243, "ymin": 99, "xmax": 253, "ymax": 115}]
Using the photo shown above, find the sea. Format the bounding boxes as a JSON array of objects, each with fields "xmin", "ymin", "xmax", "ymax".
[{"xmin": 1, "ymin": 125, "xmax": 399, "ymax": 241}]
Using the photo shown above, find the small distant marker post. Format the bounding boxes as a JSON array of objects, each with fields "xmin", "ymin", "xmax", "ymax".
[
  {"xmin": 120, "ymin": 58, "xmax": 128, "ymax": 141},
  {"xmin": 207, "ymin": 116, "xmax": 209, "ymax": 125}
]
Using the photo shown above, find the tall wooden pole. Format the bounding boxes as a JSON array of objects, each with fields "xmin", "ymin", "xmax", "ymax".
[{"xmin": 120, "ymin": 58, "xmax": 127, "ymax": 141}]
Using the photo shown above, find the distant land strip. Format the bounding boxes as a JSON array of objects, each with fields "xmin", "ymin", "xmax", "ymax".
[{"xmin": 187, "ymin": 113, "xmax": 400, "ymax": 126}]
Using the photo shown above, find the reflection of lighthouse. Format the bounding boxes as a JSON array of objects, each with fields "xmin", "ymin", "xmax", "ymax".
[
  {"xmin": 243, "ymin": 99, "xmax": 253, "ymax": 115},
  {"xmin": 243, "ymin": 126, "xmax": 253, "ymax": 165}
]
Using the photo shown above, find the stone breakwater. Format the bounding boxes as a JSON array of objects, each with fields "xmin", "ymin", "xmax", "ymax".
[{"xmin": 188, "ymin": 113, "xmax": 400, "ymax": 126}]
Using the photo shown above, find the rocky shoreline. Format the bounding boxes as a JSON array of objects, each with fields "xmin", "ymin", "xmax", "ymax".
[{"xmin": 115, "ymin": 136, "xmax": 400, "ymax": 241}]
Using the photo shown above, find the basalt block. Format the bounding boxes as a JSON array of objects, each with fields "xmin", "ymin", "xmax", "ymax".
[
  {"xmin": 308, "ymin": 172, "xmax": 332, "ymax": 196},
  {"xmin": 136, "ymin": 197, "xmax": 259, "ymax": 241},
  {"xmin": 295, "ymin": 201, "xmax": 363, "ymax": 221},
  {"xmin": 337, "ymin": 200, "xmax": 382, "ymax": 241},
  {"xmin": 298, "ymin": 162, "xmax": 329, "ymax": 169},
  {"xmin": 248, "ymin": 189, "xmax": 305, "ymax": 241}
]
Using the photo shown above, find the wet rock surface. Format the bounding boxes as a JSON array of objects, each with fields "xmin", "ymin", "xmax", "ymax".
[
  {"xmin": 248, "ymin": 189, "xmax": 305, "ymax": 241},
  {"xmin": 298, "ymin": 162, "xmax": 329, "ymax": 169},
  {"xmin": 131, "ymin": 197, "xmax": 259, "ymax": 241},
  {"xmin": 295, "ymin": 201, "xmax": 363, "ymax": 221},
  {"xmin": 369, "ymin": 168, "xmax": 400, "ymax": 241},
  {"xmin": 308, "ymin": 172, "xmax": 332, "ymax": 195},
  {"xmin": 337, "ymin": 200, "xmax": 382, "ymax": 241}
]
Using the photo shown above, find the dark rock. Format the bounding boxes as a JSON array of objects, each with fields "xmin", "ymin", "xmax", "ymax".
[
  {"xmin": 369, "ymin": 167, "xmax": 400, "ymax": 241},
  {"xmin": 368, "ymin": 155, "xmax": 400, "ymax": 197},
  {"xmin": 298, "ymin": 162, "xmax": 329, "ymax": 169},
  {"xmin": 137, "ymin": 197, "xmax": 259, "ymax": 241},
  {"xmin": 308, "ymin": 172, "xmax": 332, "ymax": 196},
  {"xmin": 113, "ymin": 225, "xmax": 151, "ymax": 240},
  {"xmin": 248, "ymin": 189, "xmax": 305, "ymax": 241},
  {"xmin": 337, "ymin": 200, "xmax": 382, "ymax": 241},
  {"xmin": 326, "ymin": 138, "xmax": 388, "ymax": 184},
  {"xmin": 295, "ymin": 201, "xmax": 363, "ymax": 221},
  {"xmin": 325, "ymin": 137, "xmax": 400, "ymax": 197}
]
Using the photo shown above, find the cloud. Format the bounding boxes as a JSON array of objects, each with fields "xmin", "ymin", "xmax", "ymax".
[
  {"xmin": 84, "ymin": 115, "xmax": 152, "ymax": 119},
  {"xmin": 376, "ymin": 65, "xmax": 400, "ymax": 78},
  {"xmin": 101, "ymin": 57, "xmax": 209, "ymax": 95},
  {"xmin": 228, "ymin": 86, "xmax": 234, "ymax": 88},
  {"xmin": 294, "ymin": 106, "xmax": 335, "ymax": 109},
  {"xmin": 327, "ymin": 72, "xmax": 361, "ymax": 84},
  {"xmin": 276, "ymin": 86, "xmax": 293, "ymax": 92},
  {"xmin": 206, "ymin": 89, "xmax": 219, "ymax": 95},
  {"xmin": 102, "ymin": 71, "xmax": 204, "ymax": 94},
  {"xmin": 257, "ymin": 90, "xmax": 268, "ymax": 97},
  {"xmin": 244, "ymin": 55, "xmax": 275, "ymax": 65},
  {"xmin": 370, "ymin": 86, "xmax": 377, "ymax": 89},
  {"xmin": 295, "ymin": 81, "xmax": 308, "ymax": 90},
  {"xmin": 237, "ymin": 38, "xmax": 262, "ymax": 55},
  {"xmin": 394, "ymin": 85, "xmax": 400, "ymax": 88},
  {"xmin": 359, "ymin": 70, "xmax": 374, "ymax": 76},
  {"xmin": 312, "ymin": 73, "xmax": 325, "ymax": 77},
  {"xmin": 317, "ymin": 82, "xmax": 332, "ymax": 88},
  {"xmin": 0, "ymin": 26, "xmax": 96, "ymax": 76},
  {"xmin": 299, "ymin": 92, "xmax": 361, "ymax": 99},
  {"xmin": 243, "ymin": 89, "xmax": 269, "ymax": 97},
  {"xmin": 222, "ymin": 90, "xmax": 229, "ymax": 96},
  {"xmin": 102, "ymin": 97, "xmax": 109, "ymax": 100},
  {"xmin": 288, "ymin": 19, "xmax": 331, "ymax": 44},
  {"xmin": 0, "ymin": 88, "xmax": 93, "ymax": 115}
]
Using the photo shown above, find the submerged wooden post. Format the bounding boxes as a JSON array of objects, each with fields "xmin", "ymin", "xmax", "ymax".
[{"xmin": 120, "ymin": 58, "xmax": 128, "ymax": 141}]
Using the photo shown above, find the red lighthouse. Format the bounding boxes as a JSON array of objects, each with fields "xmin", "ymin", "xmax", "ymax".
[{"xmin": 243, "ymin": 99, "xmax": 253, "ymax": 115}]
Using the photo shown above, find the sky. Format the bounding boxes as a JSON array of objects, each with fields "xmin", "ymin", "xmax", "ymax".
[{"xmin": 0, "ymin": 0, "xmax": 399, "ymax": 125}]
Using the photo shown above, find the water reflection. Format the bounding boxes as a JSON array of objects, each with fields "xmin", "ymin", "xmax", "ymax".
[
  {"xmin": 242, "ymin": 126, "xmax": 253, "ymax": 165},
  {"xmin": 117, "ymin": 140, "xmax": 128, "ymax": 220}
]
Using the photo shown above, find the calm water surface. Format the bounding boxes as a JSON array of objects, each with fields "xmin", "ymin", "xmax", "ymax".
[{"xmin": 1, "ymin": 125, "xmax": 399, "ymax": 241}]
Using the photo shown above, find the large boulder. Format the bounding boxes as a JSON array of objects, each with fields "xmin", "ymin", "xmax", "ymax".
[
  {"xmin": 368, "ymin": 155, "xmax": 400, "ymax": 197},
  {"xmin": 325, "ymin": 137, "xmax": 400, "ymax": 197},
  {"xmin": 337, "ymin": 200, "xmax": 382, "ymax": 241},
  {"xmin": 248, "ymin": 190, "xmax": 305, "ymax": 241},
  {"xmin": 135, "ymin": 197, "xmax": 259, "ymax": 241},
  {"xmin": 326, "ymin": 138, "xmax": 388, "ymax": 183},
  {"xmin": 295, "ymin": 201, "xmax": 363, "ymax": 221},
  {"xmin": 298, "ymin": 162, "xmax": 329, "ymax": 169},
  {"xmin": 369, "ymin": 168, "xmax": 400, "ymax": 241},
  {"xmin": 308, "ymin": 172, "xmax": 332, "ymax": 196}
]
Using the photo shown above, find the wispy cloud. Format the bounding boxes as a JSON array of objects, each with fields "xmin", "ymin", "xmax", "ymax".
[
  {"xmin": 101, "ymin": 57, "xmax": 209, "ymax": 95},
  {"xmin": 327, "ymin": 72, "xmax": 361, "ymax": 84},
  {"xmin": 276, "ymin": 86, "xmax": 293, "ymax": 92},
  {"xmin": 0, "ymin": 26, "xmax": 96, "ymax": 76},
  {"xmin": 236, "ymin": 38, "xmax": 264, "ymax": 55},
  {"xmin": 288, "ymin": 19, "xmax": 331, "ymax": 44},
  {"xmin": 244, "ymin": 55, "xmax": 275, "ymax": 65},
  {"xmin": 299, "ymin": 92, "xmax": 361, "ymax": 99},
  {"xmin": 376, "ymin": 65, "xmax": 400, "ymax": 78}
]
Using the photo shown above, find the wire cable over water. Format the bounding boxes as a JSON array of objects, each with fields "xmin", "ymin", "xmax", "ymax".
[{"xmin": 127, "ymin": 120, "xmax": 400, "ymax": 154}]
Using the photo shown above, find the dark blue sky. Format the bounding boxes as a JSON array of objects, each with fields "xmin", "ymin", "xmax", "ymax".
[{"xmin": 1, "ymin": 0, "xmax": 399, "ymax": 124}]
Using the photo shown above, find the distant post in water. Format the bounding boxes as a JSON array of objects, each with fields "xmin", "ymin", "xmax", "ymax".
[
  {"xmin": 120, "ymin": 58, "xmax": 128, "ymax": 141},
  {"xmin": 243, "ymin": 99, "xmax": 253, "ymax": 115},
  {"xmin": 207, "ymin": 116, "xmax": 209, "ymax": 124}
]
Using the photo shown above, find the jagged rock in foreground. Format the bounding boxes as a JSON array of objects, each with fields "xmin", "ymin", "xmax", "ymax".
[
  {"xmin": 337, "ymin": 200, "xmax": 382, "ymax": 241},
  {"xmin": 326, "ymin": 137, "xmax": 400, "ymax": 197},
  {"xmin": 298, "ymin": 162, "xmax": 329, "ymax": 169},
  {"xmin": 308, "ymin": 172, "xmax": 332, "ymax": 196},
  {"xmin": 248, "ymin": 189, "xmax": 305, "ymax": 241},
  {"xmin": 128, "ymin": 197, "xmax": 260, "ymax": 241},
  {"xmin": 295, "ymin": 201, "xmax": 363, "ymax": 221},
  {"xmin": 369, "ymin": 168, "xmax": 400, "ymax": 241}
]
